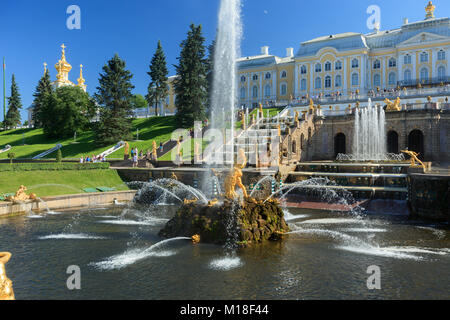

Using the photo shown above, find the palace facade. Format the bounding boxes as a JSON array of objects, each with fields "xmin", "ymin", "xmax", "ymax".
[{"xmin": 237, "ymin": 1, "xmax": 449, "ymax": 108}]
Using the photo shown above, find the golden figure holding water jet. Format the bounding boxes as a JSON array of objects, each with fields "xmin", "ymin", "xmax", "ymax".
[
  {"xmin": 224, "ymin": 149, "xmax": 248, "ymax": 199},
  {"xmin": 385, "ymin": 97, "xmax": 401, "ymax": 112},
  {"xmin": 401, "ymin": 149, "xmax": 426, "ymax": 169},
  {"xmin": 6, "ymin": 185, "xmax": 37, "ymax": 203}
]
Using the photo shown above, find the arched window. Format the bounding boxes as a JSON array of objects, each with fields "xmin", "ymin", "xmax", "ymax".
[
  {"xmin": 334, "ymin": 133, "xmax": 346, "ymax": 157},
  {"xmin": 404, "ymin": 54, "xmax": 411, "ymax": 64},
  {"xmin": 351, "ymin": 73, "xmax": 359, "ymax": 86},
  {"xmin": 325, "ymin": 75, "xmax": 332, "ymax": 88},
  {"xmin": 335, "ymin": 61, "xmax": 342, "ymax": 70},
  {"xmin": 404, "ymin": 69, "xmax": 412, "ymax": 82},
  {"xmin": 240, "ymin": 76, "xmax": 246, "ymax": 82},
  {"xmin": 352, "ymin": 58, "xmax": 359, "ymax": 68},
  {"xmin": 300, "ymin": 78, "xmax": 307, "ymax": 91},
  {"xmin": 252, "ymin": 74, "xmax": 258, "ymax": 81},
  {"xmin": 265, "ymin": 72, "xmax": 271, "ymax": 79},
  {"xmin": 388, "ymin": 58, "xmax": 396, "ymax": 68},
  {"xmin": 438, "ymin": 66, "xmax": 446, "ymax": 81},
  {"xmin": 300, "ymin": 65, "xmax": 307, "ymax": 74},
  {"xmin": 387, "ymin": 131, "xmax": 399, "ymax": 154},
  {"xmin": 373, "ymin": 59, "xmax": 381, "ymax": 69},
  {"xmin": 420, "ymin": 67, "xmax": 429, "ymax": 82},
  {"xmin": 264, "ymin": 85, "xmax": 271, "ymax": 97},
  {"xmin": 335, "ymin": 75, "xmax": 342, "ymax": 87},
  {"xmin": 420, "ymin": 52, "xmax": 429, "ymax": 63},
  {"xmin": 252, "ymin": 86, "xmax": 258, "ymax": 98},
  {"xmin": 281, "ymin": 71, "xmax": 287, "ymax": 78},
  {"xmin": 438, "ymin": 50, "xmax": 446, "ymax": 61},
  {"xmin": 315, "ymin": 77, "xmax": 322, "ymax": 89},
  {"xmin": 408, "ymin": 130, "xmax": 424, "ymax": 160},
  {"xmin": 315, "ymin": 63, "xmax": 322, "ymax": 73},
  {"xmin": 291, "ymin": 140, "xmax": 297, "ymax": 153},
  {"xmin": 388, "ymin": 72, "xmax": 396, "ymax": 85},
  {"xmin": 325, "ymin": 61, "xmax": 331, "ymax": 71},
  {"xmin": 240, "ymin": 87, "xmax": 246, "ymax": 99},
  {"xmin": 281, "ymin": 83, "xmax": 287, "ymax": 95},
  {"xmin": 374, "ymin": 74, "xmax": 381, "ymax": 87},
  {"xmin": 300, "ymin": 133, "xmax": 305, "ymax": 150}
]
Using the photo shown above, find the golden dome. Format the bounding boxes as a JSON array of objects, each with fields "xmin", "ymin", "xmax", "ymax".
[{"xmin": 55, "ymin": 44, "xmax": 72, "ymax": 80}]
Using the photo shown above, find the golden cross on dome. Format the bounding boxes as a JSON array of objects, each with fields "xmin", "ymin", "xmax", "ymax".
[
  {"xmin": 43, "ymin": 62, "xmax": 47, "ymax": 72},
  {"xmin": 61, "ymin": 44, "xmax": 66, "ymax": 50}
]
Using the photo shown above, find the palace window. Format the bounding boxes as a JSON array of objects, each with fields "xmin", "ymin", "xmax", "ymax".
[
  {"xmin": 325, "ymin": 75, "xmax": 332, "ymax": 88},
  {"xmin": 438, "ymin": 66, "xmax": 446, "ymax": 80},
  {"xmin": 252, "ymin": 74, "xmax": 258, "ymax": 81},
  {"xmin": 252, "ymin": 86, "xmax": 258, "ymax": 98},
  {"xmin": 404, "ymin": 69, "xmax": 412, "ymax": 82},
  {"xmin": 374, "ymin": 74, "xmax": 381, "ymax": 87},
  {"xmin": 404, "ymin": 54, "xmax": 411, "ymax": 65},
  {"xmin": 300, "ymin": 65, "xmax": 307, "ymax": 74},
  {"xmin": 351, "ymin": 59, "xmax": 359, "ymax": 68},
  {"xmin": 300, "ymin": 78, "xmax": 307, "ymax": 91},
  {"xmin": 373, "ymin": 59, "xmax": 381, "ymax": 69},
  {"xmin": 351, "ymin": 73, "xmax": 359, "ymax": 86},
  {"xmin": 335, "ymin": 75, "xmax": 342, "ymax": 87},
  {"xmin": 335, "ymin": 61, "xmax": 342, "ymax": 70},
  {"xmin": 315, "ymin": 77, "xmax": 322, "ymax": 89},
  {"xmin": 315, "ymin": 63, "xmax": 322, "ymax": 73},
  {"xmin": 420, "ymin": 67, "xmax": 429, "ymax": 81},
  {"xmin": 438, "ymin": 50, "xmax": 446, "ymax": 61},
  {"xmin": 389, "ymin": 58, "xmax": 396, "ymax": 68},
  {"xmin": 265, "ymin": 72, "xmax": 271, "ymax": 79},
  {"xmin": 240, "ymin": 75, "xmax": 246, "ymax": 82},
  {"xmin": 325, "ymin": 62, "xmax": 331, "ymax": 71},
  {"xmin": 281, "ymin": 83, "xmax": 287, "ymax": 95},
  {"xmin": 420, "ymin": 52, "xmax": 429, "ymax": 63},
  {"xmin": 265, "ymin": 85, "xmax": 271, "ymax": 97},
  {"xmin": 388, "ymin": 72, "xmax": 396, "ymax": 85},
  {"xmin": 240, "ymin": 87, "xmax": 246, "ymax": 99},
  {"xmin": 281, "ymin": 71, "xmax": 287, "ymax": 78}
]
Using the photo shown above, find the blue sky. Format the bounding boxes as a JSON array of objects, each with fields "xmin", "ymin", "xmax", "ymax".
[{"xmin": 1, "ymin": 0, "xmax": 448, "ymax": 122}]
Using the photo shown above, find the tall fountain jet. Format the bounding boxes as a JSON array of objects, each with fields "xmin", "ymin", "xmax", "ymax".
[
  {"xmin": 210, "ymin": 0, "xmax": 242, "ymax": 166},
  {"xmin": 352, "ymin": 99, "xmax": 386, "ymax": 161}
]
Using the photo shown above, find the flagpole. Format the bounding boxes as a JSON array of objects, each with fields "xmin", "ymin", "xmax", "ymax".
[{"xmin": 2, "ymin": 57, "xmax": 5, "ymax": 123}]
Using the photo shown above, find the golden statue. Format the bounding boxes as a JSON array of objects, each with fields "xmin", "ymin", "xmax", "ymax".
[
  {"xmin": 294, "ymin": 111, "xmax": 299, "ymax": 127},
  {"xmin": 171, "ymin": 172, "xmax": 178, "ymax": 181},
  {"xmin": 277, "ymin": 124, "xmax": 281, "ymax": 137},
  {"xmin": 224, "ymin": 149, "xmax": 248, "ymax": 199},
  {"xmin": 385, "ymin": 97, "xmax": 401, "ymax": 112},
  {"xmin": 259, "ymin": 103, "xmax": 263, "ymax": 118},
  {"xmin": 124, "ymin": 141, "xmax": 130, "ymax": 160},
  {"xmin": 401, "ymin": 149, "xmax": 426, "ymax": 169},
  {"xmin": 207, "ymin": 198, "xmax": 218, "ymax": 206},
  {"xmin": 191, "ymin": 234, "xmax": 200, "ymax": 244},
  {"xmin": 183, "ymin": 198, "xmax": 197, "ymax": 205},
  {"xmin": 152, "ymin": 141, "xmax": 158, "ymax": 160},
  {"xmin": 0, "ymin": 252, "xmax": 14, "ymax": 300},
  {"xmin": 309, "ymin": 99, "xmax": 315, "ymax": 112},
  {"xmin": 6, "ymin": 185, "xmax": 37, "ymax": 202},
  {"xmin": 425, "ymin": 1, "xmax": 435, "ymax": 19}
]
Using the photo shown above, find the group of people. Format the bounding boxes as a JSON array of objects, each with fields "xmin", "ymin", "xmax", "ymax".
[
  {"xmin": 80, "ymin": 154, "xmax": 106, "ymax": 163},
  {"xmin": 129, "ymin": 142, "xmax": 164, "ymax": 167}
]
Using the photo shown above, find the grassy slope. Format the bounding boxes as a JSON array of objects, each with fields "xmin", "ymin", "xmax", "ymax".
[
  {"xmin": 157, "ymin": 138, "xmax": 209, "ymax": 161},
  {"xmin": 0, "ymin": 169, "xmax": 128, "ymax": 197},
  {"xmin": 0, "ymin": 116, "xmax": 177, "ymax": 159}
]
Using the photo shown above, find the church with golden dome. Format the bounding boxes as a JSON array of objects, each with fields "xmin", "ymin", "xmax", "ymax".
[{"xmin": 50, "ymin": 44, "xmax": 86, "ymax": 92}]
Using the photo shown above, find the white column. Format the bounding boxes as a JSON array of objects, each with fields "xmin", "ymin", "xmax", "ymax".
[
  {"xmin": 247, "ymin": 73, "xmax": 250, "ymax": 105},
  {"xmin": 398, "ymin": 53, "xmax": 403, "ymax": 81},
  {"xmin": 343, "ymin": 58, "xmax": 347, "ymax": 93},
  {"xmin": 360, "ymin": 55, "xmax": 366, "ymax": 90},
  {"xmin": 381, "ymin": 57, "xmax": 386, "ymax": 88},
  {"xmin": 294, "ymin": 63, "xmax": 299, "ymax": 98},
  {"xmin": 259, "ymin": 72, "xmax": 262, "ymax": 101},
  {"xmin": 273, "ymin": 70, "xmax": 277, "ymax": 101}
]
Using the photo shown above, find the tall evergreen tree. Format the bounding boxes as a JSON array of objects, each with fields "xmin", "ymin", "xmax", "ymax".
[
  {"xmin": 32, "ymin": 69, "xmax": 52, "ymax": 128},
  {"xmin": 174, "ymin": 24, "xmax": 208, "ymax": 128},
  {"xmin": 95, "ymin": 54, "xmax": 135, "ymax": 146},
  {"xmin": 206, "ymin": 39, "xmax": 216, "ymax": 117},
  {"xmin": 5, "ymin": 74, "xmax": 22, "ymax": 129},
  {"xmin": 146, "ymin": 40, "xmax": 169, "ymax": 117}
]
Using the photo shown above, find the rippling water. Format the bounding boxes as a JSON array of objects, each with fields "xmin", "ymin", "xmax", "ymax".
[{"xmin": 1, "ymin": 206, "xmax": 449, "ymax": 299}]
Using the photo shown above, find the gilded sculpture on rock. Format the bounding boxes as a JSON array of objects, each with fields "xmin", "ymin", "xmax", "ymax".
[
  {"xmin": 224, "ymin": 149, "xmax": 248, "ymax": 199},
  {"xmin": 0, "ymin": 252, "xmax": 14, "ymax": 300},
  {"xmin": 385, "ymin": 97, "xmax": 401, "ymax": 112},
  {"xmin": 6, "ymin": 185, "xmax": 37, "ymax": 203}
]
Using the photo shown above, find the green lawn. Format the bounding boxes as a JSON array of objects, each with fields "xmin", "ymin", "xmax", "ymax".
[
  {"xmin": 235, "ymin": 107, "xmax": 285, "ymax": 129},
  {"xmin": 0, "ymin": 116, "xmax": 177, "ymax": 159},
  {"xmin": 0, "ymin": 169, "xmax": 128, "ymax": 198}
]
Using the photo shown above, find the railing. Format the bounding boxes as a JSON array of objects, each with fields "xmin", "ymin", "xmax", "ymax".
[{"xmin": 398, "ymin": 76, "xmax": 450, "ymax": 87}]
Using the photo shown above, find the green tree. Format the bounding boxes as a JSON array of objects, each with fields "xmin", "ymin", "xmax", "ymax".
[
  {"xmin": 56, "ymin": 149, "xmax": 62, "ymax": 163},
  {"xmin": 40, "ymin": 86, "xmax": 95, "ymax": 138},
  {"xmin": 95, "ymin": 54, "xmax": 135, "ymax": 146},
  {"xmin": 174, "ymin": 24, "xmax": 208, "ymax": 128},
  {"xmin": 146, "ymin": 41, "xmax": 169, "ymax": 117},
  {"xmin": 32, "ymin": 69, "xmax": 52, "ymax": 128},
  {"xmin": 5, "ymin": 74, "xmax": 22, "ymax": 129},
  {"xmin": 7, "ymin": 152, "xmax": 15, "ymax": 164},
  {"xmin": 132, "ymin": 94, "xmax": 148, "ymax": 109},
  {"xmin": 206, "ymin": 39, "xmax": 216, "ymax": 117}
]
